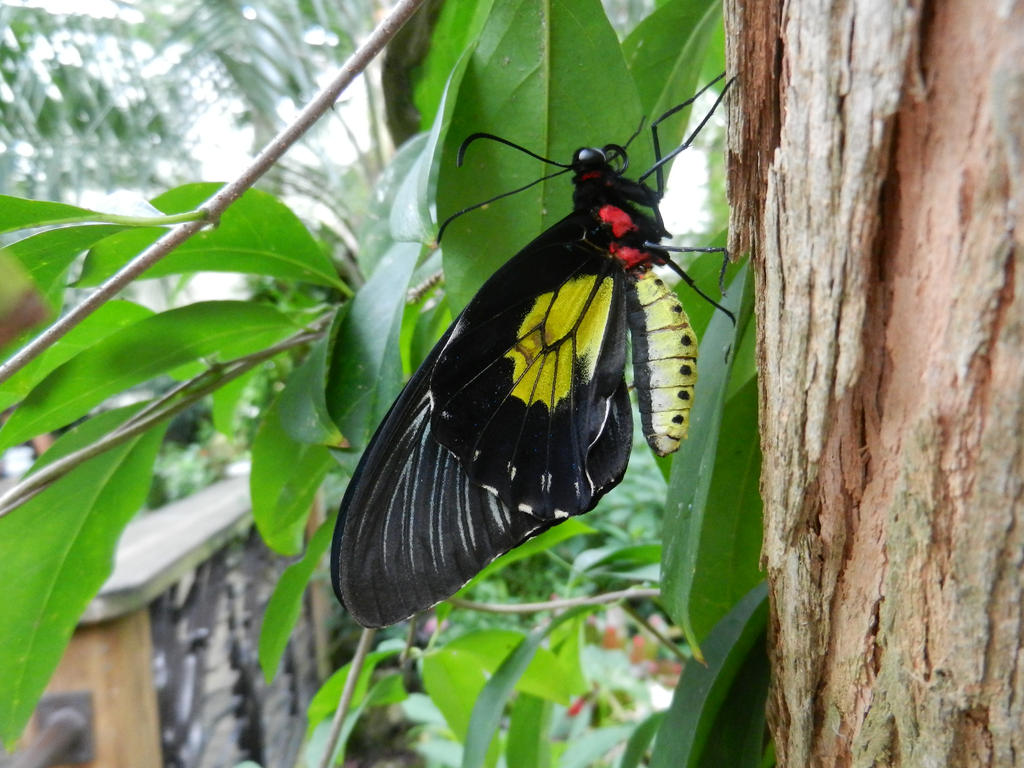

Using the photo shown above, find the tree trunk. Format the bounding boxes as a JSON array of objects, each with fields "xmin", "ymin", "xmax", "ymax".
[{"xmin": 724, "ymin": 1, "xmax": 1024, "ymax": 766}]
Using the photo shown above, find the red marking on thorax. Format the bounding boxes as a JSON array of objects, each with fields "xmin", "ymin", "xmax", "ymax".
[
  {"xmin": 609, "ymin": 242, "xmax": 649, "ymax": 269},
  {"xmin": 598, "ymin": 205, "xmax": 638, "ymax": 238},
  {"xmin": 580, "ymin": 171, "xmax": 602, "ymax": 181}
]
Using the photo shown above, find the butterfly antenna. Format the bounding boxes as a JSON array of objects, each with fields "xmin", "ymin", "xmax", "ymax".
[
  {"xmin": 436, "ymin": 166, "xmax": 573, "ymax": 243},
  {"xmin": 622, "ymin": 116, "xmax": 647, "ymax": 151},
  {"xmin": 437, "ymin": 133, "xmax": 575, "ymax": 243},
  {"xmin": 457, "ymin": 132, "xmax": 572, "ymax": 168}
]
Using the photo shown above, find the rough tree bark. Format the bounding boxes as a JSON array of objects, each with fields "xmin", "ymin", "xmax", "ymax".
[{"xmin": 724, "ymin": 1, "xmax": 1024, "ymax": 766}]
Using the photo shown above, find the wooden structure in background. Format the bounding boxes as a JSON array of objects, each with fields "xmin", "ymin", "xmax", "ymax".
[{"xmin": 19, "ymin": 477, "xmax": 325, "ymax": 767}]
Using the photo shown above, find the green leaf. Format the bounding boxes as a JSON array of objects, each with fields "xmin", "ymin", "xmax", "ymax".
[
  {"xmin": 549, "ymin": 613, "xmax": 587, "ymax": 698},
  {"xmin": 573, "ymin": 543, "xmax": 661, "ymax": 574},
  {"xmin": 404, "ymin": 280, "xmax": 451, "ymax": 374},
  {"xmin": 210, "ymin": 365, "xmax": 257, "ymax": 437},
  {"xmin": 685, "ymin": 376, "xmax": 763, "ymax": 640},
  {"xmin": 437, "ymin": 630, "xmax": 584, "ymax": 706},
  {"xmin": 561, "ymin": 725, "xmax": 636, "ymax": 768},
  {"xmin": 423, "ymin": 625, "xmax": 585, "ymax": 761},
  {"xmin": 402, "ymin": 692, "xmax": 449, "ymax": 728},
  {"xmin": 623, "ymin": 0, "xmax": 721, "ymax": 128},
  {"xmin": 725, "ymin": 305, "xmax": 758, "ymax": 399},
  {"xmin": 278, "ymin": 329, "xmax": 346, "ymax": 447},
  {"xmin": 357, "ymin": 134, "xmax": 434, "ymax": 277},
  {"xmin": 673, "ymin": 236, "xmax": 739, "ymax": 342},
  {"xmin": 453, "ymin": 518, "xmax": 593, "ymax": 596},
  {"xmin": 422, "ymin": 641, "xmax": 489, "ymax": 742},
  {"xmin": 78, "ymin": 184, "xmax": 344, "ymax": 290},
  {"xmin": 3, "ymin": 224, "xmax": 126, "ymax": 310},
  {"xmin": 412, "ymin": 0, "xmax": 494, "ymax": 130},
  {"xmin": 0, "ymin": 301, "xmax": 297, "ymax": 453},
  {"xmin": 389, "ymin": 135, "xmax": 435, "ymax": 246},
  {"xmin": 258, "ymin": 519, "xmax": 333, "ymax": 681},
  {"xmin": 250, "ymin": 390, "xmax": 334, "ymax": 556},
  {"xmin": 506, "ymin": 694, "xmax": 552, "ymax": 768},
  {"xmin": 649, "ymin": 583, "xmax": 768, "ymax": 768},
  {"xmin": 700, "ymin": 9, "xmax": 727, "ymax": 84},
  {"xmin": 326, "ymin": 244, "xmax": 417, "ymax": 450},
  {"xmin": 489, "ymin": 634, "xmax": 585, "ymax": 708},
  {"xmin": 418, "ymin": 38, "xmax": 476, "ymax": 231},
  {"xmin": 0, "ymin": 300, "xmax": 153, "ymax": 412},
  {"xmin": 660, "ymin": 262, "xmax": 752, "ymax": 657},
  {"xmin": 460, "ymin": 607, "xmax": 592, "ymax": 768},
  {"xmin": 618, "ymin": 711, "xmax": 665, "ymax": 768},
  {"xmin": 368, "ymin": 671, "xmax": 408, "ymax": 706},
  {"xmin": 305, "ymin": 671, "xmax": 407, "ymax": 767},
  {"xmin": 695, "ymin": 632, "xmax": 771, "ymax": 768},
  {"xmin": 386, "ymin": 134, "xmax": 435, "ymax": 253},
  {"xmin": 0, "ymin": 406, "xmax": 167, "ymax": 747},
  {"xmin": 437, "ymin": 0, "xmax": 643, "ymax": 312},
  {"xmin": 0, "ymin": 195, "xmax": 116, "ymax": 234},
  {"xmin": 306, "ymin": 644, "xmax": 403, "ymax": 732},
  {"xmin": 0, "ymin": 249, "xmax": 45, "ymax": 350}
]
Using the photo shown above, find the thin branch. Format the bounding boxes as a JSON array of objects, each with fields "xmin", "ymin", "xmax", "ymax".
[
  {"xmin": 0, "ymin": 325, "xmax": 325, "ymax": 517},
  {"xmin": 120, "ymin": 314, "xmax": 330, "ymax": 431},
  {"xmin": 362, "ymin": 61, "xmax": 390, "ymax": 176},
  {"xmin": 446, "ymin": 587, "xmax": 662, "ymax": 615},
  {"xmin": 0, "ymin": 0, "xmax": 426, "ymax": 386},
  {"xmin": 400, "ymin": 615, "xmax": 419, "ymax": 666},
  {"xmin": 406, "ymin": 270, "xmax": 443, "ymax": 303},
  {"xmin": 318, "ymin": 627, "xmax": 377, "ymax": 768}
]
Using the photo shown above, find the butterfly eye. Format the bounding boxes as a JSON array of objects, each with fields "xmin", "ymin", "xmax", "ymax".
[{"xmin": 573, "ymin": 146, "xmax": 606, "ymax": 169}]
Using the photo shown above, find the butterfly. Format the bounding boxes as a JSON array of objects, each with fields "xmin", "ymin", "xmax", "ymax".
[{"xmin": 331, "ymin": 75, "xmax": 733, "ymax": 628}]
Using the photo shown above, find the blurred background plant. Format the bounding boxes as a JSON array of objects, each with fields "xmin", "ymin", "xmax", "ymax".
[{"xmin": 1, "ymin": 0, "xmax": 385, "ymax": 498}]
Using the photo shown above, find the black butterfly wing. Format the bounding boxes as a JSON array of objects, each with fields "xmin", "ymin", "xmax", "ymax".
[
  {"xmin": 331, "ymin": 333, "xmax": 551, "ymax": 627},
  {"xmin": 332, "ymin": 212, "xmax": 634, "ymax": 627},
  {"xmin": 431, "ymin": 211, "xmax": 632, "ymax": 519}
]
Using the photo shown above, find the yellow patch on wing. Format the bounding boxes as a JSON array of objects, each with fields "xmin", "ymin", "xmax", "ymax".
[{"xmin": 506, "ymin": 275, "xmax": 613, "ymax": 409}]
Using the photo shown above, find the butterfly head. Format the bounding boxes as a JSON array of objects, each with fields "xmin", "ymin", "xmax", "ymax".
[{"xmin": 571, "ymin": 143, "xmax": 629, "ymax": 181}]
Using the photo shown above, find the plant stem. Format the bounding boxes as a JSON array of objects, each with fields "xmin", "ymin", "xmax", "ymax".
[
  {"xmin": 0, "ymin": 0, "xmax": 426, "ymax": 386},
  {"xmin": 0, "ymin": 325, "xmax": 324, "ymax": 517},
  {"xmin": 318, "ymin": 627, "xmax": 377, "ymax": 768},
  {"xmin": 446, "ymin": 587, "xmax": 661, "ymax": 615}
]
